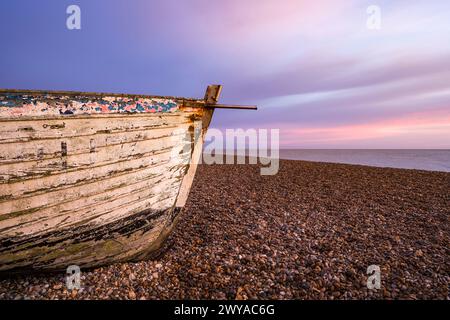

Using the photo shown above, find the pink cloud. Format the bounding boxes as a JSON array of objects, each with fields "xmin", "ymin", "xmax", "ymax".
[{"xmin": 281, "ymin": 108, "xmax": 450, "ymax": 148}]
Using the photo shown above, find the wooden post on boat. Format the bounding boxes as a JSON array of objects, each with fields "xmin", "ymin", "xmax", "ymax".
[{"xmin": 204, "ymin": 85, "xmax": 223, "ymax": 104}]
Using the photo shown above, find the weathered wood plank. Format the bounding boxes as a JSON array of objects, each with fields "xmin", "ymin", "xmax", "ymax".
[
  {"xmin": 1, "ymin": 175, "xmax": 182, "ymax": 238},
  {"xmin": 0, "ymin": 125, "xmax": 191, "ymax": 163},
  {"xmin": 1, "ymin": 153, "xmax": 191, "ymax": 215},
  {"xmin": 0, "ymin": 113, "xmax": 191, "ymax": 143},
  {"xmin": 0, "ymin": 208, "xmax": 172, "ymax": 271},
  {"xmin": 0, "ymin": 150, "xmax": 189, "ymax": 217},
  {"xmin": 0, "ymin": 133, "xmax": 190, "ymax": 183},
  {"xmin": 0, "ymin": 149, "xmax": 174, "ymax": 200}
]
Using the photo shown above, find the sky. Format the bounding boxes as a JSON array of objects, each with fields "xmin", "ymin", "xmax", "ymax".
[{"xmin": 0, "ymin": 0, "xmax": 449, "ymax": 148}]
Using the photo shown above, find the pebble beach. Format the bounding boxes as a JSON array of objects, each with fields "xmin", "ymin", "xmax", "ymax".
[{"xmin": 0, "ymin": 160, "xmax": 449, "ymax": 300}]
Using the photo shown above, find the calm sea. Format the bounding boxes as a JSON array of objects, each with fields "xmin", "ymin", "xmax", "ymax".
[{"xmin": 279, "ymin": 149, "xmax": 450, "ymax": 172}]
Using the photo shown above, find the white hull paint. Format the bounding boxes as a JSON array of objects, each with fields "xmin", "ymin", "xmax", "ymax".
[{"xmin": 0, "ymin": 89, "xmax": 215, "ymax": 272}]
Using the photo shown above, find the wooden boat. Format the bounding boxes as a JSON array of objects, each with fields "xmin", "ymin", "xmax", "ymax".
[{"xmin": 0, "ymin": 85, "xmax": 255, "ymax": 272}]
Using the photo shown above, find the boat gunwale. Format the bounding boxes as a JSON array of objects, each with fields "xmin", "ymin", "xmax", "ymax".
[
  {"xmin": 0, "ymin": 110, "xmax": 200, "ymax": 122},
  {"xmin": 0, "ymin": 88, "xmax": 203, "ymax": 103}
]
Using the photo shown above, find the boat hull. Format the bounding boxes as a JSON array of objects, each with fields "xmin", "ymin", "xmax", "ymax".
[{"xmin": 0, "ymin": 91, "xmax": 213, "ymax": 272}]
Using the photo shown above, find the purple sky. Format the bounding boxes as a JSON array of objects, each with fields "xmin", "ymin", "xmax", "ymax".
[{"xmin": 1, "ymin": 0, "xmax": 449, "ymax": 148}]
